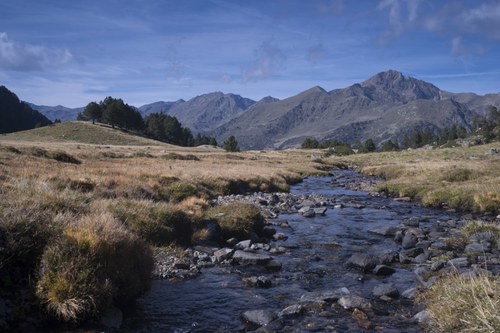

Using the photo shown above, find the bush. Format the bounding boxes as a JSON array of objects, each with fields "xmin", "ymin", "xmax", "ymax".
[
  {"xmin": 109, "ymin": 200, "xmax": 193, "ymax": 246},
  {"xmin": 162, "ymin": 153, "xmax": 200, "ymax": 161},
  {"xmin": 206, "ymin": 203, "xmax": 264, "ymax": 240},
  {"xmin": 0, "ymin": 205, "xmax": 58, "ymax": 286},
  {"xmin": 36, "ymin": 213, "xmax": 153, "ymax": 322},
  {"xmin": 440, "ymin": 168, "xmax": 475, "ymax": 182},
  {"xmin": 156, "ymin": 181, "xmax": 200, "ymax": 202},
  {"xmin": 417, "ymin": 272, "xmax": 500, "ymax": 332}
]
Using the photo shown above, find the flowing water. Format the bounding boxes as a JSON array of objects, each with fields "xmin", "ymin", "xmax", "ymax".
[{"xmin": 124, "ymin": 170, "xmax": 459, "ymax": 332}]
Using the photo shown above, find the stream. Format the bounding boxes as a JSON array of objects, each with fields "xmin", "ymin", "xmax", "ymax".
[{"xmin": 123, "ymin": 169, "xmax": 461, "ymax": 332}]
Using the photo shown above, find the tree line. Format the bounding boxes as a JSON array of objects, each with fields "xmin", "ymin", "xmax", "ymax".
[
  {"xmin": 77, "ymin": 96, "xmax": 220, "ymax": 148},
  {"xmin": 301, "ymin": 105, "xmax": 500, "ymax": 153}
]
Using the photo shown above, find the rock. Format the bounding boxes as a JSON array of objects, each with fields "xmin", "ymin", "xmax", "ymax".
[
  {"xmin": 233, "ymin": 250, "xmax": 272, "ymax": 265},
  {"xmin": 372, "ymin": 265, "xmax": 395, "ymax": 276},
  {"xmin": 401, "ymin": 217, "xmax": 421, "ymax": 227},
  {"xmin": 278, "ymin": 304, "xmax": 305, "ymax": 318},
  {"xmin": 402, "ymin": 233, "xmax": 418, "ymax": 249},
  {"xmin": 430, "ymin": 260, "xmax": 446, "ymax": 271},
  {"xmin": 265, "ymin": 259, "xmax": 283, "ymax": 271},
  {"xmin": 372, "ymin": 283, "xmax": 399, "ymax": 299},
  {"xmin": 298, "ymin": 207, "xmax": 316, "ymax": 217},
  {"xmin": 352, "ymin": 308, "xmax": 372, "ymax": 329},
  {"xmin": 448, "ymin": 257, "xmax": 470, "ymax": 268},
  {"xmin": 273, "ymin": 232, "xmax": 288, "ymax": 241},
  {"xmin": 413, "ymin": 310, "xmax": 430, "ymax": 324},
  {"xmin": 380, "ymin": 251, "xmax": 399, "ymax": 264},
  {"xmin": 465, "ymin": 243, "xmax": 491, "ymax": 254},
  {"xmin": 334, "ymin": 204, "xmax": 344, "ymax": 209},
  {"xmin": 369, "ymin": 226, "xmax": 399, "ymax": 237},
  {"xmin": 100, "ymin": 305, "xmax": 123, "ymax": 329},
  {"xmin": 241, "ymin": 309, "xmax": 277, "ymax": 327},
  {"xmin": 226, "ymin": 237, "xmax": 239, "ymax": 247},
  {"xmin": 243, "ymin": 275, "xmax": 272, "ymax": 288},
  {"xmin": 214, "ymin": 248, "xmax": 234, "ymax": 262},
  {"xmin": 300, "ymin": 288, "xmax": 350, "ymax": 303},
  {"xmin": 402, "ymin": 247, "xmax": 424, "ymax": 258},
  {"xmin": 313, "ymin": 207, "xmax": 328, "ymax": 216},
  {"xmin": 394, "ymin": 230, "xmax": 404, "ymax": 243},
  {"xmin": 401, "ymin": 287, "xmax": 418, "ymax": 299},
  {"xmin": 346, "ymin": 253, "xmax": 378, "ymax": 272},
  {"xmin": 338, "ymin": 295, "xmax": 372, "ymax": 311},
  {"xmin": 414, "ymin": 252, "xmax": 429, "ymax": 264},
  {"xmin": 270, "ymin": 246, "xmax": 286, "ymax": 254},
  {"xmin": 235, "ymin": 239, "xmax": 252, "ymax": 250}
]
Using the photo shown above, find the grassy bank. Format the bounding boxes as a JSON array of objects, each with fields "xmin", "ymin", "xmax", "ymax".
[
  {"xmin": 333, "ymin": 143, "xmax": 500, "ymax": 215},
  {"xmin": 0, "ymin": 127, "xmax": 331, "ymax": 329}
]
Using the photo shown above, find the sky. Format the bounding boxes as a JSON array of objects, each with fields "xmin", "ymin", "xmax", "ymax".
[{"xmin": 1, "ymin": 0, "xmax": 500, "ymax": 108}]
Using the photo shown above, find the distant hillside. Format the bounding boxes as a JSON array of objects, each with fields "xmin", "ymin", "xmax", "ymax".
[
  {"xmin": 28, "ymin": 103, "xmax": 83, "ymax": 122},
  {"xmin": 139, "ymin": 92, "xmax": 256, "ymax": 133},
  {"xmin": 0, "ymin": 121, "xmax": 166, "ymax": 146},
  {"xmin": 0, "ymin": 86, "xmax": 52, "ymax": 134},
  {"xmin": 212, "ymin": 70, "xmax": 500, "ymax": 150}
]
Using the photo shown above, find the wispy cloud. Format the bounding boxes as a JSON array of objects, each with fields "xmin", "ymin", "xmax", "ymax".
[
  {"xmin": 0, "ymin": 32, "xmax": 73, "ymax": 71},
  {"xmin": 306, "ymin": 44, "xmax": 328, "ymax": 64},
  {"xmin": 242, "ymin": 40, "xmax": 287, "ymax": 82}
]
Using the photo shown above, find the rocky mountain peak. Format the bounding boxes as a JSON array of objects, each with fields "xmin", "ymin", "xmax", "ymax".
[{"xmin": 361, "ymin": 70, "xmax": 441, "ymax": 103}]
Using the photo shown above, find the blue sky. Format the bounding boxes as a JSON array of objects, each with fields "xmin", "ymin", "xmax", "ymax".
[{"xmin": 1, "ymin": 0, "xmax": 500, "ymax": 107}]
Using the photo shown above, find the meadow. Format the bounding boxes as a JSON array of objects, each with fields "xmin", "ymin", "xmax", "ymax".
[{"xmin": 0, "ymin": 122, "xmax": 498, "ymax": 331}]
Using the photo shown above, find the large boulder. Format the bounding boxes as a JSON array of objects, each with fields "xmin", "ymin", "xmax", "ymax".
[
  {"xmin": 232, "ymin": 250, "xmax": 272, "ymax": 265},
  {"xmin": 346, "ymin": 253, "xmax": 378, "ymax": 272},
  {"xmin": 241, "ymin": 309, "xmax": 277, "ymax": 327}
]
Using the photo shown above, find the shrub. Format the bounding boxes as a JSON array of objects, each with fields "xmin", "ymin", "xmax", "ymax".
[
  {"xmin": 162, "ymin": 153, "xmax": 200, "ymax": 161},
  {"xmin": 47, "ymin": 151, "xmax": 81, "ymax": 164},
  {"xmin": 417, "ymin": 272, "xmax": 500, "ymax": 332},
  {"xmin": 440, "ymin": 168, "xmax": 475, "ymax": 182},
  {"xmin": 36, "ymin": 213, "xmax": 153, "ymax": 322},
  {"xmin": 156, "ymin": 181, "xmax": 200, "ymax": 202},
  {"xmin": 0, "ymin": 205, "xmax": 58, "ymax": 286},
  {"xmin": 109, "ymin": 200, "xmax": 193, "ymax": 246},
  {"xmin": 206, "ymin": 203, "xmax": 264, "ymax": 240}
]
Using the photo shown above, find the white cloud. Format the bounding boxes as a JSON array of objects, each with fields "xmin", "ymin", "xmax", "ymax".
[
  {"xmin": 0, "ymin": 32, "xmax": 72, "ymax": 71},
  {"xmin": 242, "ymin": 40, "xmax": 287, "ymax": 82}
]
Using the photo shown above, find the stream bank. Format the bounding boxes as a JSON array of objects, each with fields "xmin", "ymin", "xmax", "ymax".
[{"xmin": 122, "ymin": 169, "xmax": 499, "ymax": 332}]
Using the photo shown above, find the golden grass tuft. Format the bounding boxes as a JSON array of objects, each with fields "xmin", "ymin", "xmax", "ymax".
[
  {"xmin": 417, "ymin": 271, "xmax": 500, "ymax": 332},
  {"xmin": 36, "ymin": 213, "xmax": 153, "ymax": 322},
  {"xmin": 206, "ymin": 202, "xmax": 264, "ymax": 241}
]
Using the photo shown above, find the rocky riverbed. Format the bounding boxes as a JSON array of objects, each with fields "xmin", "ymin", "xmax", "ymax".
[{"xmin": 126, "ymin": 169, "xmax": 499, "ymax": 332}]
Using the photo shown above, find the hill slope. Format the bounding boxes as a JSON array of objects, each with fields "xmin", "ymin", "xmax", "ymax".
[
  {"xmin": 0, "ymin": 86, "xmax": 52, "ymax": 134},
  {"xmin": 0, "ymin": 121, "xmax": 166, "ymax": 146}
]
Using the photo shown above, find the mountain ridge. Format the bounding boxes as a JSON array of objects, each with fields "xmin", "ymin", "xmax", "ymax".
[{"xmin": 10, "ymin": 70, "xmax": 500, "ymax": 149}]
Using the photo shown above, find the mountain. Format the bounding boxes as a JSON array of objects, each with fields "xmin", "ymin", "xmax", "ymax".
[
  {"xmin": 139, "ymin": 92, "xmax": 256, "ymax": 133},
  {"xmin": 28, "ymin": 104, "xmax": 84, "ymax": 122},
  {"xmin": 0, "ymin": 86, "xmax": 52, "ymax": 134},
  {"xmin": 138, "ymin": 100, "xmax": 185, "ymax": 117},
  {"xmin": 212, "ymin": 70, "xmax": 499, "ymax": 150}
]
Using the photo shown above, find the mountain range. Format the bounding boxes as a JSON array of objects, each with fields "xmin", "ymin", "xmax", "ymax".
[{"xmin": 27, "ymin": 70, "xmax": 500, "ymax": 149}]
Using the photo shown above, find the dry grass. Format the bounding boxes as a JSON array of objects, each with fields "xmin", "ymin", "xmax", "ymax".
[
  {"xmin": 334, "ymin": 143, "xmax": 500, "ymax": 214},
  {"xmin": 0, "ymin": 127, "xmax": 328, "ymax": 324},
  {"xmin": 417, "ymin": 271, "xmax": 500, "ymax": 332}
]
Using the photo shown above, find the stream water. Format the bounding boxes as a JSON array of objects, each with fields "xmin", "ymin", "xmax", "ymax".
[{"xmin": 123, "ymin": 170, "xmax": 459, "ymax": 332}]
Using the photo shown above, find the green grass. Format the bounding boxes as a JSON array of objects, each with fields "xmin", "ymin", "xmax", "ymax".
[{"xmin": 206, "ymin": 202, "xmax": 265, "ymax": 241}]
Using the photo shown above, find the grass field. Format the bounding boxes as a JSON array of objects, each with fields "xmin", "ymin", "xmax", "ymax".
[
  {"xmin": 1, "ymin": 122, "xmax": 499, "ymax": 328},
  {"xmin": 333, "ymin": 143, "xmax": 500, "ymax": 215}
]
